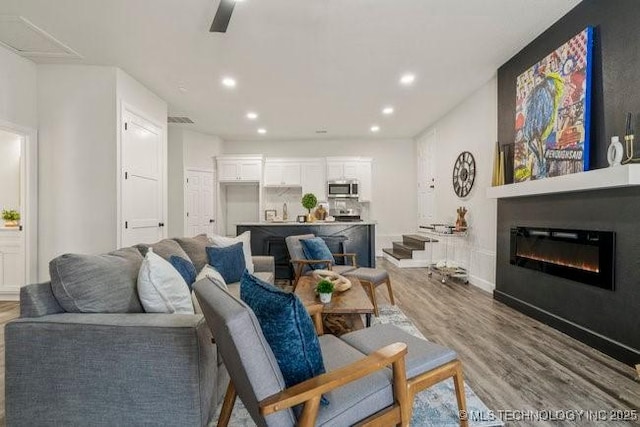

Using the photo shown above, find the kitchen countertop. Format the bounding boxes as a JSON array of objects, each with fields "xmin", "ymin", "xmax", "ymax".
[
  {"xmin": 237, "ymin": 221, "xmax": 377, "ymax": 226},
  {"xmin": 0, "ymin": 227, "xmax": 22, "ymax": 231}
]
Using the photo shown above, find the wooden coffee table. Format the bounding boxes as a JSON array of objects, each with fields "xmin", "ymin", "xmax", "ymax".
[{"xmin": 294, "ymin": 275, "xmax": 375, "ymax": 329}]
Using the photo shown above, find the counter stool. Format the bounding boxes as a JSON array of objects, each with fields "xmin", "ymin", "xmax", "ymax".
[
  {"xmin": 341, "ymin": 323, "xmax": 469, "ymax": 427},
  {"xmin": 349, "ymin": 267, "xmax": 394, "ymax": 316}
]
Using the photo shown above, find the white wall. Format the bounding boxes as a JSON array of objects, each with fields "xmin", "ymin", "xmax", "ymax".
[
  {"xmin": 0, "ymin": 130, "xmax": 22, "ymax": 212},
  {"xmin": 416, "ymin": 77, "xmax": 498, "ymax": 292},
  {"xmin": 0, "ymin": 46, "xmax": 38, "ymax": 129},
  {"xmin": 167, "ymin": 128, "xmax": 224, "ymax": 237},
  {"xmin": 37, "ymin": 65, "xmax": 117, "ymax": 278},
  {"xmin": 223, "ymin": 138, "xmax": 417, "ymax": 251}
]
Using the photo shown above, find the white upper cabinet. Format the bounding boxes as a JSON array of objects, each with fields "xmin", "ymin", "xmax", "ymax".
[
  {"xmin": 217, "ymin": 156, "xmax": 263, "ymax": 182},
  {"xmin": 326, "ymin": 157, "xmax": 372, "ymax": 202},
  {"xmin": 263, "ymin": 159, "xmax": 302, "ymax": 187},
  {"xmin": 301, "ymin": 159, "xmax": 326, "ymax": 201}
]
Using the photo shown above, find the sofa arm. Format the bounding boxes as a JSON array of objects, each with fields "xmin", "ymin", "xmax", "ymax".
[
  {"xmin": 20, "ymin": 282, "xmax": 63, "ymax": 318},
  {"xmin": 5, "ymin": 313, "xmax": 217, "ymax": 427},
  {"xmin": 253, "ymin": 255, "xmax": 275, "ymax": 274}
]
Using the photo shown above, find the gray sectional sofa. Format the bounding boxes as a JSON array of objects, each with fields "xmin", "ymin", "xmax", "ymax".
[{"xmin": 4, "ymin": 234, "xmax": 275, "ymax": 427}]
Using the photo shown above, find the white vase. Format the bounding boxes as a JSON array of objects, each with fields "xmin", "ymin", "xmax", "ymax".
[{"xmin": 319, "ymin": 293, "xmax": 332, "ymax": 303}]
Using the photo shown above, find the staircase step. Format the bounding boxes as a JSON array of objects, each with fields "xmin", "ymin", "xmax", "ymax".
[
  {"xmin": 403, "ymin": 234, "xmax": 438, "ymax": 248},
  {"xmin": 382, "ymin": 248, "xmax": 412, "ymax": 260},
  {"xmin": 393, "ymin": 242, "xmax": 421, "ymax": 253}
]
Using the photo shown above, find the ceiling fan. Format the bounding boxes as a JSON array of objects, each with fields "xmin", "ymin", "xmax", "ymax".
[{"xmin": 210, "ymin": 0, "xmax": 237, "ymax": 33}]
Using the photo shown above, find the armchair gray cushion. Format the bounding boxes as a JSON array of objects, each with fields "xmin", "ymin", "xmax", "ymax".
[{"xmin": 49, "ymin": 247, "xmax": 144, "ymax": 313}]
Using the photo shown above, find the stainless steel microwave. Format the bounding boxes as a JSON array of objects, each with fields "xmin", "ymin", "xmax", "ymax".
[{"xmin": 327, "ymin": 180, "xmax": 359, "ymax": 199}]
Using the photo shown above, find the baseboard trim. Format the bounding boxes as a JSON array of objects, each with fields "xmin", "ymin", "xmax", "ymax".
[
  {"xmin": 0, "ymin": 289, "xmax": 20, "ymax": 301},
  {"xmin": 468, "ymin": 274, "xmax": 495, "ymax": 293},
  {"xmin": 494, "ymin": 290, "xmax": 640, "ymax": 366}
]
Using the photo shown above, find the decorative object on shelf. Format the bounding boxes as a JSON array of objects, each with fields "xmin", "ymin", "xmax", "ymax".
[
  {"xmin": 491, "ymin": 141, "xmax": 501, "ymax": 186},
  {"xmin": 314, "ymin": 204, "xmax": 327, "ymax": 220},
  {"xmin": 315, "ymin": 279, "xmax": 335, "ymax": 303},
  {"xmin": 455, "ymin": 207, "xmax": 468, "ymax": 232},
  {"xmin": 501, "ymin": 143, "xmax": 514, "ymax": 184},
  {"xmin": 311, "ymin": 269, "xmax": 352, "ymax": 292},
  {"xmin": 514, "ymin": 27, "xmax": 594, "ymax": 182},
  {"xmin": 452, "ymin": 151, "xmax": 476, "ymax": 198},
  {"xmin": 498, "ymin": 149, "xmax": 505, "ymax": 185},
  {"xmin": 282, "ymin": 203, "xmax": 288, "ymax": 221},
  {"xmin": 296, "ymin": 215, "xmax": 306, "ymax": 223},
  {"xmin": 264, "ymin": 209, "xmax": 277, "ymax": 222},
  {"xmin": 301, "ymin": 193, "xmax": 318, "ymax": 222},
  {"xmin": 2, "ymin": 209, "xmax": 20, "ymax": 227},
  {"xmin": 622, "ymin": 112, "xmax": 638, "ymax": 164},
  {"xmin": 608, "ymin": 136, "xmax": 624, "ymax": 167}
]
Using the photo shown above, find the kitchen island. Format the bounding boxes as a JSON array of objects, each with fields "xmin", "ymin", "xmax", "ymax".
[{"xmin": 237, "ymin": 221, "xmax": 376, "ymax": 280}]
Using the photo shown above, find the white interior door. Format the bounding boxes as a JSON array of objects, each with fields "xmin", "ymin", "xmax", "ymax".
[
  {"xmin": 186, "ymin": 169, "xmax": 216, "ymax": 237},
  {"xmin": 417, "ymin": 130, "xmax": 437, "ymax": 227},
  {"xmin": 121, "ymin": 110, "xmax": 163, "ymax": 246}
]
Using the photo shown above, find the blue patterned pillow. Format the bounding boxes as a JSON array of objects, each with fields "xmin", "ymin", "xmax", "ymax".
[
  {"xmin": 240, "ymin": 271, "xmax": 328, "ymax": 403},
  {"xmin": 169, "ymin": 256, "xmax": 197, "ymax": 290},
  {"xmin": 301, "ymin": 237, "xmax": 335, "ymax": 270},
  {"xmin": 206, "ymin": 242, "xmax": 246, "ymax": 283}
]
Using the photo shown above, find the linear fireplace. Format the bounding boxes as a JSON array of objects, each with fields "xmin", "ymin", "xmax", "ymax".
[{"xmin": 510, "ymin": 227, "xmax": 615, "ymax": 290}]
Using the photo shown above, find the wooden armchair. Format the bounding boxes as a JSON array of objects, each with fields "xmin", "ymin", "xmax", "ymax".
[
  {"xmin": 194, "ymin": 280, "xmax": 413, "ymax": 427},
  {"xmin": 285, "ymin": 234, "xmax": 359, "ymax": 289}
]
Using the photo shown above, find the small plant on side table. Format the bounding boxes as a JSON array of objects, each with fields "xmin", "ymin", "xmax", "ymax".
[
  {"xmin": 301, "ymin": 193, "xmax": 318, "ymax": 222},
  {"xmin": 316, "ymin": 279, "xmax": 335, "ymax": 304},
  {"xmin": 2, "ymin": 209, "xmax": 20, "ymax": 227}
]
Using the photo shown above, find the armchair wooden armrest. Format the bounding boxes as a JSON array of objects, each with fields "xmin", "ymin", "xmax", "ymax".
[
  {"xmin": 290, "ymin": 259, "xmax": 333, "ymax": 289},
  {"xmin": 304, "ymin": 303, "xmax": 325, "ymax": 336},
  {"xmin": 332, "ymin": 253, "xmax": 358, "ymax": 267},
  {"xmin": 259, "ymin": 342, "xmax": 409, "ymax": 426}
]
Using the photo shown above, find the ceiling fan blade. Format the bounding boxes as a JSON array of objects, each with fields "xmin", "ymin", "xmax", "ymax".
[{"xmin": 210, "ymin": 0, "xmax": 236, "ymax": 33}]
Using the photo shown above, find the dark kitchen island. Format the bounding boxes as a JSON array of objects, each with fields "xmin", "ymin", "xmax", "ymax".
[{"xmin": 237, "ymin": 221, "xmax": 376, "ymax": 280}]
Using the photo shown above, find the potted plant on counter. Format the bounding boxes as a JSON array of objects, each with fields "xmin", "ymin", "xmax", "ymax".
[
  {"xmin": 2, "ymin": 209, "xmax": 20, "ymax": 228},
  {"xmin": 316, "ymin": 279, "xmax": 335, "ymax": 303},
  {"xmin": 301, "ymin": 193, "xmax": 318, "ymax": 223}
]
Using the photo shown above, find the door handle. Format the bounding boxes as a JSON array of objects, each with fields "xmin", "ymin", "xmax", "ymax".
[
  {"xmin": 158, "ymin": 222, "xmax": 165, "ymax": 227},
  {"xmin": 209, "ymin": 219, "xmax": 215, "ymax": 223}
]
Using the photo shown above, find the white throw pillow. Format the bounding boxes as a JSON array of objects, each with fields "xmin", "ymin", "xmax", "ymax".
[
  {"xmin": 196, "ymin": 264, "xmax": 228, "ymax": 290},
  {"xmin": 209, "ymin": 231, "xmax": 254, "ymax": 273},
  {"xmin": 137, "ymin": 249, "xmax": 195, "ymax": 314}
]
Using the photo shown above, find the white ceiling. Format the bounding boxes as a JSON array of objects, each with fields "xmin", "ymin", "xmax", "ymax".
[{"xmin": 0, "ymin": 0, "xmax": 581, "ymax": 140}]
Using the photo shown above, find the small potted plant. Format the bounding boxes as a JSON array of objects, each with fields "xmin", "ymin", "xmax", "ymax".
[
  {"xmin": 316, "ymin": 279, "xmax": 335, "ymax": 304},
  {"xmin": 301, "ymin": 193, "xmax": 318, "ymax": 223},
  {"xmin": 2, "ymin": 209, "xmax": 20, "ymax": 228}
]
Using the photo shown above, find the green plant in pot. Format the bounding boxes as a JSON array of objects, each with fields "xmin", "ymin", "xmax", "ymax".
[
  {"xmin": 316, "ymin": 279, "xmax": 335, "ymax": 303},
  {"xmin": 301, "ymin": 193, "xmax": 318, "ymax": 222},
  {"xmin": 2, "ymin": 209, "xmax": 20, "ymax": 228}
]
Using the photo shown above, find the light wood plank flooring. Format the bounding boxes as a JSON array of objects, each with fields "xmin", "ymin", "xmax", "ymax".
[{"xmin": 0, "ymin": 261, "xmax": 638, "ymax": 426}]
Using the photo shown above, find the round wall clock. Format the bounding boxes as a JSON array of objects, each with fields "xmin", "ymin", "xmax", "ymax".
[{"xmin": 452, "ymin": 151, "xmax": 476, "ymax": 198}]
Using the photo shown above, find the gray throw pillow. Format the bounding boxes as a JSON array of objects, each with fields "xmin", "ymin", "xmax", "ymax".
[
  {"xmin": 135, "ymin": 239, "xmax": 190, "ymax": 261},
  {"xmin": 173, "ymin": 234, "xmax": 211, "ymax": 271},
  {"xmin": 50, "ymin": 247, "xmax": 144, "ymax": 313}
]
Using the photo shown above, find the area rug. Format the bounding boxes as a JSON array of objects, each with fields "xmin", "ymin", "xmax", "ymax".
[{"xmin": 210, "ymin": 304, "xmax": 502, "ymax": 427}]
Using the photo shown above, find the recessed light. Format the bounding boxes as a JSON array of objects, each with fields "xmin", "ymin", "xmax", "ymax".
[
  {"xmin": 221, "ymin": 77, "xmax": 237, "ymax": 88},
  {"xmin": 246, "ymin": 112, "xmax": 258, "ymax": 120},
  {"xmin": 257, "ymin": 128, "xmax": 267, "ymax": 134},
  {"xmin": 382, "ymin": 106, "xmax": 394, "ymax": 115},
  {"xmin": 370, "ymin": 125, "xmax": 380, "ymax": 133},
  {"xmin": 399, "ymin": 73, "xmax": 415, "ymax": 86}
]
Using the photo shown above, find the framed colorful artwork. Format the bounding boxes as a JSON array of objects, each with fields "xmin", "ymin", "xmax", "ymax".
[{"xmin": 514, "ymin": 27, "xmax": 594, "ymax": 182}]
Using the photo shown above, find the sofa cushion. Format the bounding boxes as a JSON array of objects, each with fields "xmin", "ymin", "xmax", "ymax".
[
  {"xmin": 169, "ymin": 256, "xmax": 197, "ymax": 290},
  {"xmin": 210, "ymin": 231, "xmax": 255, "ymax": 274},
  {"xmin": 301, "ymin": 237, "xmax": 335, "ymax": 270},
  {"xmin": 206, "ymin": 243, "xmax": 246, "ymax": 284},
  {"xmin": 240, "ymin": 271, "xmax": 326, "ymax": 391},
  {"xmin": 195, "ymin": 265, "xmax": 228, "ymax": 290},
  {"xmin": 135, "ymin": 239, "xmax": 190, "ymax": 262},
  {"xmin": 50, "ymin": 247, "xmax": 144, "ymax": 313},
  {"xmin": 173, "ymin": 234, "xmax": 210, "ymax": 272},
  {"xmin": 137, "ymin": 249, "xmax": 194, "ymax": 314}
]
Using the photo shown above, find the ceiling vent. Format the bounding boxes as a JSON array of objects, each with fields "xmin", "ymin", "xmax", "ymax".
[
  {"xmin": 168, "ymin": 116, "xmax": 195, "ymax": 124},
  {"xmin": 0, "ymin": 16, "xmax": 82, "ymax": 59}
]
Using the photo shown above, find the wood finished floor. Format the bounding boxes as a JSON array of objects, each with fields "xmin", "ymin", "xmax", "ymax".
[{"xmin": 0, "ymin": 262, "xmax": 638, "ymax": 426}]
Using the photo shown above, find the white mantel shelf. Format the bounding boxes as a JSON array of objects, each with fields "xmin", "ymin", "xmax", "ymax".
[{"xmin": 486, "ymin": 164, "xmax": 640, "ymax": 199}]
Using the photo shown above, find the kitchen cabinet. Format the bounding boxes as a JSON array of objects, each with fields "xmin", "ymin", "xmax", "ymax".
[
  {"xmin": 301, "ymin": 159, "xmax": 326, "ymax": 201},
  {"xmin": 263, "ymin": 160, "xmax": 302, "ymax": 187},
  {"xmin": 326, "ymin": 157, "xmax": 373, "ymax": 202},
  {"xmin": 0, "ymin": 230, "xmax": 25, "ymax": 292},
  {"xmin": 217, "ymin": 156, "xmax": 263, "ymax": 182}
]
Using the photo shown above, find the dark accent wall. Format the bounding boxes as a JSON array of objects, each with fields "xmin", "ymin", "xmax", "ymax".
[{"xmin": 496, "ymin": 0, "xmax": 640, "ymax": 365}]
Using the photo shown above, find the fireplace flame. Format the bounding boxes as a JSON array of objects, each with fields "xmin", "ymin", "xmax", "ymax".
[{"xmin": 516, "ymin": 251, "xmax": 599, "ymax": 273}]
